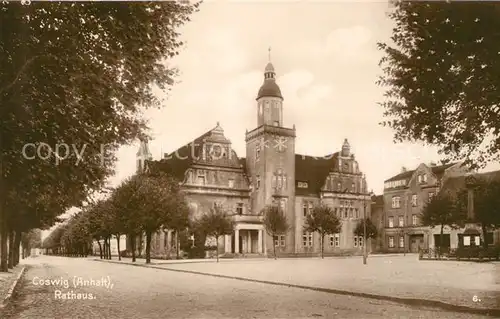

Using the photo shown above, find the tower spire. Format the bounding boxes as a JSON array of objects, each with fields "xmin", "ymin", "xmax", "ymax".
[{"xmin": 268, "ymin": 46, "xmax": 271, "ymax": 62}]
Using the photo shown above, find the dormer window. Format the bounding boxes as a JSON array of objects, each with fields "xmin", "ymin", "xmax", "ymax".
[{"xmin": 423, "ymin": 174, "xmax": 427, "ymax": 183}]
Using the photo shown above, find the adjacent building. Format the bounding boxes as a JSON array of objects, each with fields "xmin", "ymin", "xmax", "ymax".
[
  {"xmin": 380, "ymin": 162, "xmax": 500, "ymax": 253},
  {"xmin": 134, "ymin": 58, "xmax": 372, "ymax": 258},
  {"xmin": 380, "ymin": 162, "xmax": 469, "ymax": 253}
]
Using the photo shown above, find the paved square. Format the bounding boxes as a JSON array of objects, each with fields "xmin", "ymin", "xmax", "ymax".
[{"xmin": 156, "ymin": 255, "xmax": 500, "ymax": 311}]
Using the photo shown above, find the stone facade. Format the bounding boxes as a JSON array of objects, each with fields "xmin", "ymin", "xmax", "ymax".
[{"xmin": 135, "ymin": 59, "xmax": 372, "ymax": 258}]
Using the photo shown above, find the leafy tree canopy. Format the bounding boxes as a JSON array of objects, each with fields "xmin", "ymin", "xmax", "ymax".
[{"xmin": 378, "ymin": 2, "xmax": 500, "ymax": 168}]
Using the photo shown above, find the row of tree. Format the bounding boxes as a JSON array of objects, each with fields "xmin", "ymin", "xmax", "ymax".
[
  {"xmin": 0, "ymin": 2, "xmax": 198, "ymax": 271},
  {"xmin": 43, "ymin": 166, "xmax": 378, "ymax": 262}
]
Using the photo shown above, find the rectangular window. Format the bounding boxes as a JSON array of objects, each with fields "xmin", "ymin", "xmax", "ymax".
[
  {"xmin": 228, "ymin": 179, "xmax": 234, "ymax": 188},
  {"xmin": 392, "ymin": 196, "xmax": 401, "ymax": 208},
  {"xmin": 389, "ymin": 236, "xmax": 395, "ymax": 248},
  {"xmin": 329, "ymin": 235, "xmax": 334, "ymax": 247},
  {"xmin": 412, "ymin": 214, "xmax": 417, "ymax": 226},
  {"xmin": 274, "ymin": 235, "xmax": 285, "ymax": 247},
  {"xmin": 351, "ymin": 182, "xmax": 355, "ymax": 193},
  {"xmin": 423, "ymin": 174, "xmax": 427, "ymax": 182},
  {"xmin": 359, "ymin": 236, "xmax": 363, "ymax": 247},
  {"xmin": 277, "ymin": 176, "xmax": 283, "ymax": 189},
  {"xmin": 197, "ymin": 176, "xmax": 205, "ymax": 185},
  {"xmin": 335, "ymin": 234, "xmax": 340, "ymax": 247},
  {"xmin": 411, "ymin": 194, "xmax": 417, "ymax": 207},
  {"xmin": 399, "ymin": 236, "xmax": 404, "ymax": 248},
  {"xmin": 354, "ymin": 236, "xmax": 358, "ymax": 247},
  {"xmin": 272, "ymin": 176, "xmax": 277, "ymax": 189},
  {"xmin": 343, "ymin": 208, "xmax": 348, "ymax": 219},
  {"xmin": 398, "ymin": 216, "xmax": 404, "ymax": 227},
  {"xmin": 256, "ymin": 175, "xmax": 260, "ymax": 189},
  {"xmin": 236, "ymin": 203, "xmax": 243, "ymax": 215},
  {"xmin": 302, "ymin": 232, "xmax": 313, "ymax": 247},
  {"xmin": 388, "ymin": 217, "xmax": 394, "ymax": 228},
  {"xmin": 256, "ymin": 146, "xmax": 261, "ymax": 161},
  {"xmin": 463, "ymin": 236, "xmax": 471, "ymax": 246},
  {"xmin": 308, "ymin": 202, "xmax": 313, "ymax": 215},
  {"xmin": 418, "ymin": 175, "xmax": 422, "ymax": 183},
  {"xmin": 302, "ymin": 203, "xmax": 308, "ymax": 217},
  {"xmin": 355, "ymin": 208, "xmax": 359, "ymax": 219},
  {"xmin": 349, "ymin": 208, "xmax": 353, "ymax": 218},
  {"xmin": 282, "ymin": 175, "xmax": 287, "ymax": 190},
  {"xmin": 474, "ymin": 236, "xmax": 480, "ymax": 246}
]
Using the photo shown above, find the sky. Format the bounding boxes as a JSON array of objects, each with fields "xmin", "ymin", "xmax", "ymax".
[{"xmin": 43, "ymin": 1, "xmax": 500, "ymax": 238}]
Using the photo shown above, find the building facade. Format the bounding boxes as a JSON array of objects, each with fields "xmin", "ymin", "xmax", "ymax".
[
  {"xmin": 380, "ymin": 162, "xmax": 500, "ymax": 253},
  {"xmin": 135, "ymin": 59, "xmax": 372, "ymax": 258},
  {"xmin": 381, "ymin": 162, "xmax": 469, "ymax": 253}
]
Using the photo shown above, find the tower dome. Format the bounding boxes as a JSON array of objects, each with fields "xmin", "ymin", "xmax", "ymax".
[{"xmin": 256, "ymin": 49, "xmax": 283, "ymax": 100}]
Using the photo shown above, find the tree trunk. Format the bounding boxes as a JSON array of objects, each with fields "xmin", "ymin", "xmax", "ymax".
[
  {"xmin": 145, "ymin": 231, "xmax": 152, "ymax": 264},
  {"xmin": 481, "ymin": 223, "xmax": 488, "ymax": 251},
  {"xmin": 216, "ymin": 235, "xmax": 219, "ymax": 262},
  {"xmin": 175, "ymin": 231, "xmax": 180, "ymax": 259},
  {"xmin": 131, "ymin": 234, "xmax": 136, "ymax": 262},
  {"xmin": 439, "ymin": 224, "xmax": 444, "ymax": 259},
  {"xmin": 107, "ymin": 236, "xmax": 112, "ymax": 260},
  {"xmin": 0, "ymin": 140, "xmax": 7, "ymax": 272},
  {"xmin": 0, "ymin": 221, "xmax": 7, "ymax": 272},
  {"xmin": 97, "ymin": 240, "xmax": 103, "ymax": 259},
  {"xmin": 13, "ymin": 231, "xmax": 21, "ymax": 266},
  {"xmin": 116, "ymin": 234, "xmax": 121, "ymax": 261},
  {"xmin": 321, "ymin": 234, "xmax": 324, "ymax": 259},
  {"xmin": 8, "ymin": 231, "xmax": 14, "ymax": 269},
  {"xmin": 273, "ymin": 234, "xmax": 277, "ymax": 260}
]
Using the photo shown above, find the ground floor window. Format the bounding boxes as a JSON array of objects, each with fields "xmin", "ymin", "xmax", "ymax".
[
  {"xmin": 303, "ymin": 232, "xmax": 313, "ymax": 247},
  {"xmin": 354, "ymin": 236, "xmax": 363, "ymax": 247},
  {"xmin": 274, "ymin": 235, "xmax": 285, "ymax": 247},
  {"xmin": 388, "ymin": 236, "xmax": 395, "ymax": 248},
  {"xmin": 399, "ymin": 236, "xmax": 404, "ymax": 248},
  {"xmin": 329, "ymin": 234, "xmax": 340, "ymax": 247}
]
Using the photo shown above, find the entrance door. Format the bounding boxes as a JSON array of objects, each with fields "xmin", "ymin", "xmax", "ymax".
[{"xmin": 410, "ymin": 235, "xmax": 424, "ymax": 253}]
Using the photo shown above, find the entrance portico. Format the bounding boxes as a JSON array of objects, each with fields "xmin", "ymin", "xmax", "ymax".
[{"xmin": 224, "ymin": 223, "xmax": 265, "ymax": 255}]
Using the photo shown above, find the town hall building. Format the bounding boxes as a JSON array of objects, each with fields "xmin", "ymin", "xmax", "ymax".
[{"xmin": 136, "ymin": 58, "xmax": 372, "ymax": 258}]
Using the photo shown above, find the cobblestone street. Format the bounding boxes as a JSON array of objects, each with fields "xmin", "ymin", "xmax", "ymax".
[{"xmin": 0, "ymin": 256, "xmax": 496, "ymax": 318}]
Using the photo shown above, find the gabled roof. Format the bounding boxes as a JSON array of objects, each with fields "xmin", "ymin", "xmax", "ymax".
[
  {"xmin": 384, "ymin": 162, "xmax": 457, "ymax": 183},
  {"xmin": 441, "ymin": 170, "xmax": 500, "ymax": 194},
  {"xmin": 295, "ymin": 153, "xmax": 338, "ymax": 196},
  {"xmin": 146, "ymin": 124, "xmax": 243, "ymax": 181}
]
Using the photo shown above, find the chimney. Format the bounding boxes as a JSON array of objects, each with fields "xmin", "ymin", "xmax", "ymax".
[
  {"xmin": 430, "ymin": 161, "xmax": 437, "ymax": 167},
  {"xmin": 401, "ymin": 166, "xmax": 407, "ymax": 173}
]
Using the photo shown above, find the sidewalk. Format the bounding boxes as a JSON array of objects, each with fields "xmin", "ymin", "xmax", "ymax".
[
  {"xmin": 0, "ymin": 264, "xmax": 26, "ymax": 309},
  {"xmin": 95, "ymin": 255, "xmax": 500, "ymax": 316}
]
